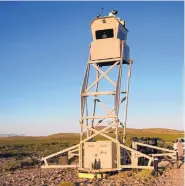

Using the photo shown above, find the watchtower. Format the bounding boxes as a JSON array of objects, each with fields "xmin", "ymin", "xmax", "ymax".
[
  {"xmin": 79, "ymin": 9, "xmax": 132, "ymax": 171},
  {"xmin": 41, "ymin": 9, "xmax": 177, "ymax": 177}
]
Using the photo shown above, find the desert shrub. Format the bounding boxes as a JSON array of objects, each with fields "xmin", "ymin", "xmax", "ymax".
[
  {"xmin": 59, "ymin": 181, "xmax": 75, "ymax": 186},
  {"xmin": 20, "ymin": 158, "xmax": 35, "ymax": 167},
  {"xmin": 0, "ymin": 158, "xmax": 36, "ymax": 172},
  {"xmin": 0, "ymin": 160, "xmax": 21, "ymax": 171},
  {"xmin": 135, "ymin": 169, "xmax": 153, "ymax": 180}
]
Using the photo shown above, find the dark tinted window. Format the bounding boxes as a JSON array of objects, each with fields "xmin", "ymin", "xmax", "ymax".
[{"xmin": 95, "ymin": 29, "xmax": 114, "ymax": 40}]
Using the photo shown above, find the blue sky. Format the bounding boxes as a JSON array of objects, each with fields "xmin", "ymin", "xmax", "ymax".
[{"xmin": 0, "ymin": 2, "xmax": 183, "ymax": 135}]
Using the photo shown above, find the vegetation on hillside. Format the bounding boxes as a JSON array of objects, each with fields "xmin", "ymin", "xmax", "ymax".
[{"xmin": 0, "ymin": 128, "xmax": 183, "ymax": 172}]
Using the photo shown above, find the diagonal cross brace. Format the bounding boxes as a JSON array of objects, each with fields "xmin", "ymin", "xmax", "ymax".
[
  {"xmin": 92, "ymin": 96, "xmax": 127, "ymax": 129},
  {"xmin": 86, "ymin": 61, "xmax": 119, "ymax": 92},
  {"xmin": 92, "ymin": 63, "xmax": 117, "ymax": 87}
]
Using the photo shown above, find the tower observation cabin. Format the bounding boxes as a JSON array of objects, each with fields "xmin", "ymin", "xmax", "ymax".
[{"xmin": 90, "ymin": 10, "xmax": 130, "ymax": 66}]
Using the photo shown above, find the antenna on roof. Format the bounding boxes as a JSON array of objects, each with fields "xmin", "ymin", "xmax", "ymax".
[{"xmin": 101, "ymin": 7, "xmax": 104, "ymax": 17}]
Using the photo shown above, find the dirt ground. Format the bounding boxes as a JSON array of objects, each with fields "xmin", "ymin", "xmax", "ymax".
[
  {"xmin": 154, "ymin": 163, "xmax": 184, "ymax": 186},
  {"xmin": 0, "ymin": 162, "xmax": 184, "ymax": 186}
]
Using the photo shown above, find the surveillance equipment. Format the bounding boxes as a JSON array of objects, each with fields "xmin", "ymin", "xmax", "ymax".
[{"xmin": 111, "ymin": 9, "xmax": 118, "ymax": 15}]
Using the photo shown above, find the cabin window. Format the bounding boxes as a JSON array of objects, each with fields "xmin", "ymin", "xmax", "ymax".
[{"xmin": 95, "ymin": 29, "xmax": 114, "ymax": 39}]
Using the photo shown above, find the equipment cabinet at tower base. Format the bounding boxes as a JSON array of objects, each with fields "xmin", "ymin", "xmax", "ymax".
[{"xmin": 84, "ymin": 141, "xmax": 117, "ymax": 169}]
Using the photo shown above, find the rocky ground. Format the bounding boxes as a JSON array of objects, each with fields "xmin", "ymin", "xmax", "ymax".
[
  {"xmin": 0, "ymin": 162, "xmax": 184, "ymax": 186},
  {"xmin": 157, "ymin": 163, "xmax": 184, "ymax": 186}
]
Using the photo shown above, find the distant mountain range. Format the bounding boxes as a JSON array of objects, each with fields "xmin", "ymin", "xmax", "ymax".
[{"xmin": 0, "ymin": 134, "xmax": 24, "ymax": 137}]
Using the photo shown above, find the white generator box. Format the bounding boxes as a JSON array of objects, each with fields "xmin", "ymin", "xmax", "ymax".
[{"xmin": 84, "ymin": 141, "xmax": 117, "ymax": 169}]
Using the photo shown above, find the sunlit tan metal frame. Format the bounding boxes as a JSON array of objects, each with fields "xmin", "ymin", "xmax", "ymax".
[{"xmin": 41, "ymin": 42, "xmax": 177, "ymax": 172}]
